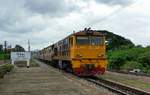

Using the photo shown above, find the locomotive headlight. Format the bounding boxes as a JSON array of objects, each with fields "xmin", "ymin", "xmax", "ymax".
[
  {"xmin": 98, "ymin": 54, "xmax": 104, "ymax": 57},
  {"xmin": 98, "ymin": 54, "xmax": 107, "ymax": 58},
  {"xmin": 76, "ymin": 54, "xmax": 82, "ymax": 57}
]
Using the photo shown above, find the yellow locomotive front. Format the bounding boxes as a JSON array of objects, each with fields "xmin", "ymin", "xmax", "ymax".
[{"xmin": 70, "ymin": 29, "xmax": 108, "ymax": 76}]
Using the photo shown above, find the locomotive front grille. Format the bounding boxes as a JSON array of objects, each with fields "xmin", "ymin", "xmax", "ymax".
[{"xmin": 83, "ymin": 64, "xmax": 95, "ymax": 70}]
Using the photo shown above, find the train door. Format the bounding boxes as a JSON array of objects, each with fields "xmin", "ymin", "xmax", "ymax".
[{"xmin": 69, "ymin": 37, "xmax": 73, "ymax": 47}]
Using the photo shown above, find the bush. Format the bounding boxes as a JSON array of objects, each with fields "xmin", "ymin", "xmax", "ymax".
[
  {"xmin": 107, "ymin": 47, "xmax": 150, "ymax": 73},
  {"xmin": 2, "ymin": 64, "xmax": 14, "ymax": 72},
  {"xmin": 0, "ymin": 64, "xmax": 14, "ymax": 78},
  {"xmin": 0, "ymin": 53, "xmax": 10, "ymax": 60},
  {"xmin": 108, "ymin": 50, "xmax": 126, "ymax": 70},
  {"xmin": 138, "ymin": 51, "xmax": 150, "ymax": 68},
  {"xmin": 120, "ymin": 61, "xmax": 142, "ymax": 71},
  {"xmin": 144, "ymin": 68, "xmax": 150, "ymax": 73}
]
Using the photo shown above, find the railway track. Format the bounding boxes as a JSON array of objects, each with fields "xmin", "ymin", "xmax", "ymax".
[{"xmin": 85, "ymin": 77, "xmax": 150, "ymax": 95}]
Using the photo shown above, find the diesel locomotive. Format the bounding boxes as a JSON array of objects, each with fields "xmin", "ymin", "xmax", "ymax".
[{"xmin": 36, "ymin": 28, "xmax": 108, "ymax": 76}]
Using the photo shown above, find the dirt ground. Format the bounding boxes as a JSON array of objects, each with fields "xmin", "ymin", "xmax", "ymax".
[{"xmin": 0, "ymin": 60, "xmax": 113, "ymax": 95}]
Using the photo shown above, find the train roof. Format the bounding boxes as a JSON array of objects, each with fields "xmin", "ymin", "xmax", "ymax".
[
  {"xmin": 73, "ymin": 31, "xmax": 107, "ymax": 36},
  {"xmin": 71, "ymin": 28, "xmax": 107, "ymax": 36},
  {"xmin": 41, "ymin": 28, "xmax": 108, "ymax": 51}
]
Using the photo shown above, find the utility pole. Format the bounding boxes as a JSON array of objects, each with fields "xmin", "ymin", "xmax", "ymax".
[
  {"xmin": 28, "ymin": 39, "xmax": 30, "ymax": 52},
  {"xmin": 27, "ymin": 39, "xmax": 30, "ymax": 68},
  {"xmin": 4, "ymin": 41, "xmax": 7, "ymax": 63},
  {"xmin": 4, "ymin": 41, "xmax": 7, "ymax": 53}
]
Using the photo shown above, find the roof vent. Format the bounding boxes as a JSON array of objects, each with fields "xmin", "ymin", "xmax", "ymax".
[{"xmin": 84, "ymin": 27, "xmax": 93, "ymax": 34}]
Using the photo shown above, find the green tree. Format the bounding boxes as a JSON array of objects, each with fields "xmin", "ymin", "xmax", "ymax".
[
  {"xmin": 138, "ymin": 51, "xmax": 150, "ymax": 68},
  {"xmin": 103, "ymin": 31, "xmax": 134, "ymax": 50},
  {"xmin": 108, "ymin": 50, "xmax": 127, "ymax": 70},
  {"xmin": 12, "ymin": 45, "xmax": 25, "ymax": 52},
  {"xmin": 0, "ymin": 45, "xmax": 3, "ymax": 52}
]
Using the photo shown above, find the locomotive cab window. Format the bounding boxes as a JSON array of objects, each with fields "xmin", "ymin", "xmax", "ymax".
[
  {"xmin": 76, "ymin": 36, "xmax": 89, "ymax": 45},
  {"xmin": 91, "ymin": 36, "xmax": 103, "ymax": 45},
  {"xmin": 76, "ymin": 36, "xmax": 104, "ymax": 45}
]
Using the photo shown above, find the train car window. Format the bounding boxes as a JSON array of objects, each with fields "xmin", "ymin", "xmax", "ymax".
[
  {"xmin": 63, "ymin": 39, "xmax": 68, "ymax": 44},
  {"xmin": 54, "ymin": 48, "xmax": 57, "ymax": 56},
  {"xmin": 76, "ymin": 36, "xmax": 89, "ymax": 45},
  {"xmin": 49, "ymin": 48, "xmax": 51, "ymax": 53}
]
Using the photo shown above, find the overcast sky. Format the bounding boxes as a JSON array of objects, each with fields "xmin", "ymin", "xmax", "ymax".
[{"xmin": 0, "ymin": 0, "xmax": 150, "ymax": 50}]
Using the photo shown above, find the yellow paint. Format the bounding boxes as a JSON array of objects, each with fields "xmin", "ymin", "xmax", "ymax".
[{"xmin": 70, "ymin": 35, "xmax": 108, "ymax": 69}]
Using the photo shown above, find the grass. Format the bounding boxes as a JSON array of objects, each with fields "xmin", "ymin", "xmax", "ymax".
[
  {"xmin": 100, "ymin": 72, "xmax": 150, "ymax": 91},
  {"xmin": 30, "ymin": 59, "xmax": 39, "ymax": 67}
]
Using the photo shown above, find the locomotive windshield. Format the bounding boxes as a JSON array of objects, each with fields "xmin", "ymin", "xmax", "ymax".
[{"xmin": 76, "ymin": 36, "xmax": 104, "ymax": 45}]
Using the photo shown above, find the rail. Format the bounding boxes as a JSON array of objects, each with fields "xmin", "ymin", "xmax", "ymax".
[{"xmin": 85, "ymin": 77, "xmax": 150, "ymax": 95}]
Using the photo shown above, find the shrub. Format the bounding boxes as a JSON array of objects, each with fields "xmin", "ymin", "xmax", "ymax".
[
  {"xmin": 0, "ymin": 64, "xmax": 14, "ymax": 78},
  {"xmin": 108, "ymin": 50, "xmax": 127, "ymax": 70},
  {"xmin": 0, "ymin": 53, "xmax": 10, "ymax": 60},
  {"xmin": 120, "ymin": 61, "xmax": 142, "ymax": 71},
  {"xmin": 2, "ymin": 64, "xmax": 14, "ymax": 72},
  {"xmin": 107, "ymin": 47, "xmax": 150, "ymax": 73},
  {"xmin": 138, "ymin": 51, "xmax": 150, "ymax": 68}
]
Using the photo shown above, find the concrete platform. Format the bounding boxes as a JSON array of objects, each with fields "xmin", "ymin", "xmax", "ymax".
[{"xmin": 0, "ymin": 60, "xmax": 108, "ymax": 95}]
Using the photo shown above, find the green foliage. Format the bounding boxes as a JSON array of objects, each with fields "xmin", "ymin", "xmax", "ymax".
[
  {"xmin": 120, "ymin": 61, "xmax": 142, "ymax": 71},
  {"xmin": 138, "ymin": 51, "xmax": 150, "ymax": 67},
  {"xmin": 103, "ymin": 31, "xmax": 150, "ymax": 73},
  {"xmin": 144, "ymin": 68, "xmax": 150, "ymax": 73},
  {"xmin": 2, "ymin": 64, "xmax": 14, "ymax": 72},
  {"xmin": 108, "ymin": 50, "xmax": 127, "ymax": 70},
  {"xmin": 0, "ymin": 53, "xmax": 10, "ymax": 60},
  {"xmin": 0, "ymin": 64, "xmax": 14, "ymax": 78},
  {"xmin": 0, "ymin": 45, "xmax": 3, "ymax": 52},
  {"xmin": 12, "ymin": 45, "xmax": 25, "ymax": 52},
  {"xmin": 108, "ymin": 47, "xmax": 150, "ymax": 73},
  {"xmin": 104, "ymin": 31, "xmax": 134, "ymax": 50}
]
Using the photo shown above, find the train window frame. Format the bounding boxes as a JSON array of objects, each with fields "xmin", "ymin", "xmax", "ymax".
[
  {"xmin": 76, "ymin": 36, "xmax": 89, "ymax": 45},
  {"xmin": 90, "ymin": 36, "xmax": 104, "ymax": 45},
  {"xmin": 76, "ymin": 36, "xmax": 104, "ymax": 45}
]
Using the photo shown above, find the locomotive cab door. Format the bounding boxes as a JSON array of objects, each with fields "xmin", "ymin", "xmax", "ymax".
[{"xmin": 69, "ymin": 37, "xmax": 74, "ymax": 47}]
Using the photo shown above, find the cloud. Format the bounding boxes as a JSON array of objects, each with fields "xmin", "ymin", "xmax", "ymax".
[
  {"xmin": 0, "ymin": 0, "xmax": 30, "ymax": 33},
  {"xmin": 93, "ymin": 0, "xmax": 150, "ymax": 46},
  {"xmin": 95, "ymin": 0, "xmax": 135, "ymax": 6},
  {"xmin": 0, "ymin": 0, "xmax": 150, "ymax": 50},
  {"xmin": 24, "ymin": 0, "xmax": 77, "ymax": 17}
]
